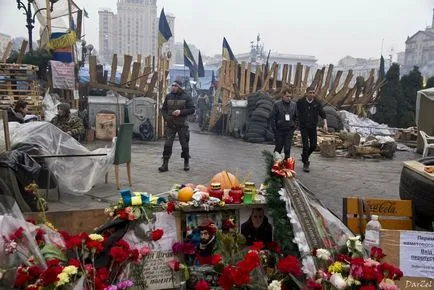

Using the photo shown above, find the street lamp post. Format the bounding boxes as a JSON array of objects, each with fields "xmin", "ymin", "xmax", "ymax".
[{"xmin": 16, "ymin": 0, "xmax": 58, "ymax": 52}]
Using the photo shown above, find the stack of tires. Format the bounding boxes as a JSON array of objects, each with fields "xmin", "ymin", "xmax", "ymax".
[
  {"xmin": 244, "ymin": 91, "xmax": 275, "ymax": 143},
  {"xmin": 318, "ymin": 105, "xmax": 343, "ymax": 132}
]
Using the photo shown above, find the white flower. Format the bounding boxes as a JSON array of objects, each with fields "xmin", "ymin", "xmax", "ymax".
[
  {"xmin": 302, "ymin": 257, "xmax": 316, "ymax": 278},
  {"xmin": 268, "ymin": 280, "xmax": 282, "ymax": 290},
  {"xmin": 89, "ymin": 234, "xmax": 104, "ymax": 242},
  {"xmin": 316, "ymin": 248, "xmax": 331, "ymax": 260},
  {"xmin": 330, "ymin": 273, "xmax": 347, "ymax": 290},
  {"xmin": 346, "ymin": 236, "xmax": 363, "ymax": 253},
  {"xmin": 346, "ymin": 275, "xmax": 361, "ymax": 286}
]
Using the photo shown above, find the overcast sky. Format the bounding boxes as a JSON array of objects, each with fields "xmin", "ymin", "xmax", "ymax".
[{"xmin": 0, "ymin": 0, "xmax": 433, "ymax": 64}]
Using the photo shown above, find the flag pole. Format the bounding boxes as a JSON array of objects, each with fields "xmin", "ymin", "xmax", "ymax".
[{"xmin": 155, "ymin": 44, "xmax": 161, "ymax": 141}]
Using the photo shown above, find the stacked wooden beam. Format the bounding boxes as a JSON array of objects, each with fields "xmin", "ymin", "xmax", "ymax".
[
  {"xmin": 0, "ymin": 63, "xmax": 42, "ymax": 115},
  {"xmin": 88, "ymin": 54, "xmax": 161, "ymax": 100}
]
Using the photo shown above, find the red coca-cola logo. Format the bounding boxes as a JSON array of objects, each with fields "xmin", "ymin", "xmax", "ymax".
[{"xmin": 367, "ymin": 201, "xmax": 397, "ymax": 214}]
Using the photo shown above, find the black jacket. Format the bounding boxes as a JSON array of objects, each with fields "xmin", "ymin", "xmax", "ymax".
[
  {"xmin": 241, "ymin": 216, "xmax": 273, "ymax": 246},
  {"xmin": 296, "ymin": 97, "xmax": 326, "ymax": 129},
  {"xmin": 161, "ymin": 90, "xmax": 195, "ymax": 126},
  {"xmin": 270, "ymin": 100, "xmax": 297, "ymax": 133}
]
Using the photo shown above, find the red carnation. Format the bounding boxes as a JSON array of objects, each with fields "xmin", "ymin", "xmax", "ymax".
[
  {"xmin": 65, "ymin": 235, "xmax": 83, "ymax": 250},
  {"xmin": 46, "ymin": 259, "xmax": 60, "ymax": 267},
  {"xmin": 10, "ymin": 227, "xmax": 24, "ymax": 241},
  {"xmin": 195, "ymin": 280, "xmax": 210, "ymax": 290},
  {"xmin": 26, "ymin": 218, "xmax": 36, "ymax": 225},
  {"xmin": 58, "ymin": 230, "xmax": 71, "ymax": 241},
  {"xmin": 211, "ymin": 254, "xmax": 222, "ymax": 265},
  {"xmin": 363, "ymin": 265, "xmax": 378, "ymax": 281},
  {"xmin": 35, "ymin": 228, "xmax": 45, "ymax": 246},
  {"xmin": 28, "ymin": 265, "xmax": 43, "ymax": 278},
  {"xmin": 237, "ymin": 251, "xmax": 260, "ymax": 273},
  {"xmin": 14, "ymin": 267, "xmax": 30, "ymax": 288},
  {"xmin": 86, "ymin": 240, "xmax": 103, "ymax": 253},
  {"xmin": 68, "ymin": 258, "xmax": 81, "ymax": 268},
  {"xmin": 370, "ymin": 247, "xmax": 386, "ymax": 261},
  {"xmin": 151, "ymin": 229, "xmax": 164, "ymax": 241},
  {"xmin": 116, "ymin": 239, "xmax": 131, "ymax": 250},
  {"xmin": 117, "ymin": 208, "xmax": 129, "ymax": 220},
  {"xmin": 277, "ymin": 255, "xmax": 302, "ymax": 277},
  {"xmin": 166, "ymin": 201, "xmax": 176, "ymax": 214},
  {"xmin": 96, "ymin": 267, "xmax": 110, "ymax": 282},
  {"xmin": 130, "ymin": 248, "xmax": 140, "ymax": 262},
  {"xmin": 250, "ymin": 241, "xmax": 264, "ymax": 251},
  {"xmin": 359, "ymin": 286, "xmax": 376, "ymax": 290},
  {"xmin": 381, "ymin": 262, "xmax": 403, "ymax": 279},
  {"xmin": 41, "ymin": 265, "xmax": 63, "ymax": 286},
  {"xmin": 109, "ymin": 247, "xmax": 130, "ymax": 263},
  {"xmin": 267, "ymin": 241, "xmax": 282, "ymax": 253},
  {"xmin": 336, "ymin": 253, "xmax": 352, "ymax": 263},
  {"xmin": 305, "ymin": 278, "xmax": 323, "ymax": 290}
]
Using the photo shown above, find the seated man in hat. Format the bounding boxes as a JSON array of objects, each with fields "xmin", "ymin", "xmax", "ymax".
[{"xmin": 51, "ymin": 103, "xmax": 85, "ymax": 140}]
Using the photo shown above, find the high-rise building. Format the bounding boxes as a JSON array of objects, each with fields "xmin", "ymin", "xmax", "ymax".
[{"xmin": 99, "ymin": 0, "xmax": 167, "ymax": 65}]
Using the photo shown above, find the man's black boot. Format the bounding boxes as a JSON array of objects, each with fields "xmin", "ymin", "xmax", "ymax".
[
  {"xmin": 158, "ymin": 158, "xmax": 169, "ymax": 172},
  {"xmin": 303, "ymin": 161, "xmax": 310, "ymax": 173},
  {"xmin": 183, "ymin": 158, "xmax": 190, "ymax": 171}
]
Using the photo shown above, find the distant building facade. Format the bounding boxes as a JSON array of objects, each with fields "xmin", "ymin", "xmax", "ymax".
[
  {"xmin": 403, "ymin": 9, "xmax": 434, "ymax": 77},
  {"xmin": 98, "ymin": 0, "xmax": 170, "ymax": 65},
  {"xmin": 0, "ymin": 33, "xmax": 11, "ymax": 57}
]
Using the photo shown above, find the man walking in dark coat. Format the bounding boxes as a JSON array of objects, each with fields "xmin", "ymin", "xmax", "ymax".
[
  {"xmin": 270, "ymin": 86, "xmax": 297, "ymax": 160},
  {"xmin": 297, "ymin": 88, "xmax": 328, "ymax": 172},
  {"xmin": 159, "ymin": 80, "xmax": 195, "ymax": 172}
]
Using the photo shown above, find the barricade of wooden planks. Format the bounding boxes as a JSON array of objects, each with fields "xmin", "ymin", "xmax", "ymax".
[{"xmin": 209, "ymin": 60, "xmax": 385, "ymax": 130}]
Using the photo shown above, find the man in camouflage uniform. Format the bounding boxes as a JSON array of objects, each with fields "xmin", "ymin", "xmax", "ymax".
[
  {"xmin": 51, "ymin": 103, "xmax": 85, "ymax": 140},
  {"xmin": 159, "ymin": 80, "xmax": 195, "ymax": 172}
]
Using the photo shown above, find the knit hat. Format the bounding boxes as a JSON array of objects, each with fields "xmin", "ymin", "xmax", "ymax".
[{"xmin": 172, "ymin": 80, "xmax": 183, "ymax": 89}]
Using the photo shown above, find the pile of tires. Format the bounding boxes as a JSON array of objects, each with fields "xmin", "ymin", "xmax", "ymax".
[
  {"xmin": 399, "ymin": 156, "xmax": 434, "ymax": 230},
  {"xmin": 318, "ymin": 105, "xmax": 343, "ymax": 132},
  {"xmin": 244, "ymin": 91, "xmax": 275, "ymax": 143}
]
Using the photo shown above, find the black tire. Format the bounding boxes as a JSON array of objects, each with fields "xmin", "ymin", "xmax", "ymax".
[
  {"xmin": 246, "ymin": 127, "xmax": 265, "ymax": 136},
  {"xmin": 318, "ymin": 106, "xmax": 343, "ymax": 131},
  {"xmin": 246, "ymin": 137, "xmax": 266, "ymax": 143},
  {"xmin": 250, "ymin": 115, "xmax": 268, "ymax": 123},
  {"xmin": 399, "ymin": 157, "xmax": 434, "ymax": 230},
  {"xmin": 256, "ymin": 98, "xmax": 274, "ymax": 107},
  {"xmin": 247, "ymin": 122, "xmax": 268, "ymax": 130},
  {"xmin": 252, "ymin": 107, "xmax": 271, "ymax": 119}
]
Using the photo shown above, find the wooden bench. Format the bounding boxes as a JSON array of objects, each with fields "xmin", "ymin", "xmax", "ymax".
[{"xmin": 343, "ymin": 197, "xmax": 414, "ymax": 235}]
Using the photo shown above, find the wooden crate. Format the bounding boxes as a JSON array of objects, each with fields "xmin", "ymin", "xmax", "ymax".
[
  {"xmin": 0, "ymin": 63, "xmax": 41, "ymax": 115},
  {"xmin": 343, "ymin": 197, "xmax": 414, "ymax": 235}
]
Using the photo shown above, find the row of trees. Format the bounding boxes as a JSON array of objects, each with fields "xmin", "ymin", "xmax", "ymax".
[{"xmin": 374, "ymin": 64, "xmax": 432, "ymax": 128}]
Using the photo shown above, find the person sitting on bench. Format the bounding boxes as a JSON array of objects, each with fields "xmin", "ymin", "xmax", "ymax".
[{"xmin": 51, "ymin": 103, "xmax": 85, "ymax": 140}]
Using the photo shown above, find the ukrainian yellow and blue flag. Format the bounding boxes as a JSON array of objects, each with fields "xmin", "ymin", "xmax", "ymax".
[
  {"xmin": 158, "ymin": 9, "xmax": 173, "ymax": 47},
  {"xmin": 222, "ymin": 37, "xmax": 236, "ymax": 61}
]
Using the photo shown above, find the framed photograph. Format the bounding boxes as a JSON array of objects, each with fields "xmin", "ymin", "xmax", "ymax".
[{"xmin": 239, "ymin": 207, "xmax": 273, "ymax": 246}]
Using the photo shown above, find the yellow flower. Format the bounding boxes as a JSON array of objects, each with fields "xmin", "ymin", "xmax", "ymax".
[
  {"xmin": 56, "ymin": 272, "xmax": 70, "ymax": 286},
  {"xmin": 89, "ymin": 234, "xmax": 104, "ymax": 242},
  {"xmin": 63, "ymin": 265, "xmax": 78, "ymax": 275},
  {"xmin": 328, "ymin": 261, "xmax": 344, "ymax": 273}
]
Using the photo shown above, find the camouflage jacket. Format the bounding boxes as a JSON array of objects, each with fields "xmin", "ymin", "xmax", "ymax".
[{"xmin": 51, "ymin": 114, "xmax": 85, "ymax": 138}]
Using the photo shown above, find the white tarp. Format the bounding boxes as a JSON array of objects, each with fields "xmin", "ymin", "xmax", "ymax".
[
  {"xmin": 0, "ymin": 122, "xmax": 115, "ymax": 195},
  {"xmin": 339, "ymin": 110, "xmax": 396, "ymax": 137}
]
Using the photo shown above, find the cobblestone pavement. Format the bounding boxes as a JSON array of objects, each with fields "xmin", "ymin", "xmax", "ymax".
[{"xmin": 46, "ymin": 123, "xmax": 419, "ymax": 220}]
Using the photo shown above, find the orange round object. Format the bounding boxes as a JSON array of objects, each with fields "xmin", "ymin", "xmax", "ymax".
[
  {"xmin": 209, "ymin": 171, "xmax": 240, "ymax": 190},
  {"xmin": 195, "ymin": 184, "xmax": 208, "ymax": 193},
  {"xmin": 178, "ymin": 186, "xmax": 194, "ymax": 202}
]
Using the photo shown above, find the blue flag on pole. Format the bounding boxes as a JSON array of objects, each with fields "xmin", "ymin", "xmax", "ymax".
[
  {"xmin": 158, "ymin": 9, "xmax": 173, "ymax": 47},
  {"xmin": 184, "ymin": 40, "xmax": 197, "ymax": 77},
  {"xmin": 198, "ymin": 51, "xmax": 205, "ymax": 78}
]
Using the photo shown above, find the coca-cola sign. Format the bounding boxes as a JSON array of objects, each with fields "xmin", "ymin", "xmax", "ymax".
[{"xmin": 367, "ymin": 201, "xmax": 397, "ymax": 214}]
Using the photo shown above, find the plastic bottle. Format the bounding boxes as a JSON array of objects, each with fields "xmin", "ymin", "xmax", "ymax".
[{"xmin": 363, "ymin": 215, "xmax": 382, "ymax": 254}]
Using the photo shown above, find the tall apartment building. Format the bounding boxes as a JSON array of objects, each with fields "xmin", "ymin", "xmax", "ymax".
[{"xmin": 99, "ymin": 0, "xmax": 166, "ymax": 65}]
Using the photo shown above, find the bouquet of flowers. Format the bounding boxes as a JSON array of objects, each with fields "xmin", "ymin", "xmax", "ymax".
[{"xmin": 269, "ymin": 236, "xmax": 403, "ymax": 290}]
